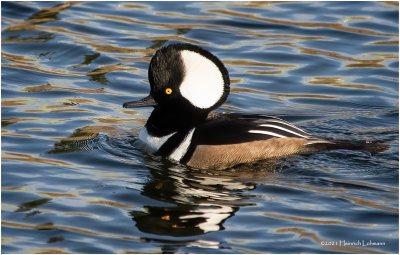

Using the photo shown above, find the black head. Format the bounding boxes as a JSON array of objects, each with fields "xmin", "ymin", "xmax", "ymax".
[{"xmin": 123, "ymin": 43, "xmax": 230, "ymax": 112}]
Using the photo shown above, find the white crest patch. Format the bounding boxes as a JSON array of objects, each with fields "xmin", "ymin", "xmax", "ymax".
[
  {"xmin": 138, "ymin": 127, "xmax": 175, "ymax": 152},
  {"xmin": 179, "ymin": 50, "xmax": 224, "ymax": 109}
]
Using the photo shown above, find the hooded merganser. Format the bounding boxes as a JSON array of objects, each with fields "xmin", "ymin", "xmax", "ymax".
[{"xmin": 123, "ymin": 43, "xmax": 386, "ymax": 170}]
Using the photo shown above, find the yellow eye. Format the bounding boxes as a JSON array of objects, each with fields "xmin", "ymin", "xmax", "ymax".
[{"xmin": 165, "ymin": 88, "xmax": 172, "ymax": 95}]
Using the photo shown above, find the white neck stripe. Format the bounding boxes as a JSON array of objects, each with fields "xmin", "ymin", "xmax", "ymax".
[{"xmin": 169, "ymin": 128, "xmax": 195, "ymax": 161}]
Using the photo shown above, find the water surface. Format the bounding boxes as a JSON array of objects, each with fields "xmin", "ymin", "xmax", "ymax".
[{"xmin": 1, "ymin": 1, "xmax": 399, "ymax": 253}]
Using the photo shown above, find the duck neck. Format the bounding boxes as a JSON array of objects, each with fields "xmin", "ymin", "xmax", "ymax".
[{"xmin": 145, "ymin": 104, "xmax": 208, "ymax": 137}]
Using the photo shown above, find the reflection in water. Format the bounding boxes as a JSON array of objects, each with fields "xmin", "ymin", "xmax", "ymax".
[
  {"xmin": 47, "ymin": 126, "xmax": 125, "ymax": 154},
  {"xmin": 15, "ymin": 198, "xmax": 51, "ymax": 213},
  {"xmin": 48, "ymin": 131, "xmax": 98, "ymax": 154},
  {"xmin": 3, "ymin": 2, "xmax": 76, "ymax": 35},
  {"xmin": 1, "ymin": 32, "xmax": 54, "ymax": 43},
  {"xmin": 3, "ymin": 151, "xmax": 72, "ymax": 166},
  {"xmin": 27, "ymin": 2, "xmax": 74, "ymax": 24},
  {"xmin": 300, "ymin": 48, "xmax": 386, "ymax": 68},
  {"xmin": 307, "ymin": 77, "xmax": 383, "ymax": 91},
  {"xmin": 22, "ymin": 83, "xmax": 116, "ymax": 94},
  {"xmin": 208, "ymin": 9, "xmax": 397, "ymax": 37},
  {"xmin": 44, "ymin": 129, "xmax": 265, "ymax": 237},
  {"xmin": 130, "ymin": 160, "xmax": 267, "ymax": 237},
  {"xmin": 71, "ymin": 52, "xmax": 100, "ymax": 68}
]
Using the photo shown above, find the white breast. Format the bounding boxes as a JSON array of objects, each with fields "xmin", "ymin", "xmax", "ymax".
[
  {"xmin": 138, "ymin": 127, "xmax": 175, "ymax": 152},
  {"xmin": 138, "ymin": 127, "xmax": 195, "ymax": 162}
]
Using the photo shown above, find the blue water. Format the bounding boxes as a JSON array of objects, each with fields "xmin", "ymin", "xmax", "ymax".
[{"xmin": 1, "ymin": 1, "xmax": 399, "ymax": 253}]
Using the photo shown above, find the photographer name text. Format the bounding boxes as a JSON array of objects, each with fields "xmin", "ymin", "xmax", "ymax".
[{"xmin": 321, "ymin": 240, "xmax": 386, "ymax": 247}]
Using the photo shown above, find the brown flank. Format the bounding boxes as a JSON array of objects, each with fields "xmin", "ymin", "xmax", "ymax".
[{"xmin": 187, "ymin": 137, "xmax": 312, "ymax": 170}]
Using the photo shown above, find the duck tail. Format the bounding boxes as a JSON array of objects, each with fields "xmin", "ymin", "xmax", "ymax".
[{"xmin": 306, "ymin": 139, "xmax": 388, "ymax": 155}]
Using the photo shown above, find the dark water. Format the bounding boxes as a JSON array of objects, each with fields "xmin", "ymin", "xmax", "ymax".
[{"xmin": 1, "ymin": 1, "xmax": 399, "ymax": 253}]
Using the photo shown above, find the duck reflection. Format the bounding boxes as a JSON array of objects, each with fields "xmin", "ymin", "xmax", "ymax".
[{"xmin": 130, "ymin": 158, "xmax": 275, "ymax": 237}]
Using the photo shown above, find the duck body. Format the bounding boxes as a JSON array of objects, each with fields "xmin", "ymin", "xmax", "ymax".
[
  {"xmin": 123, "ymin": 43, "xmax": 385, "ymax": 170},
  {"xmin": 180, "ymin": 113, "xmax": 327, "ymax": 170}
]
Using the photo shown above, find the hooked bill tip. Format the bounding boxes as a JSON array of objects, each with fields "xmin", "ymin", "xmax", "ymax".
[
  {"xmin": 122, "ymin": 95, "xmax": 157, "ymax": 108},
  {"xmin": 122, "ymin": 102, "xmax": 133, "ymax": 108}
]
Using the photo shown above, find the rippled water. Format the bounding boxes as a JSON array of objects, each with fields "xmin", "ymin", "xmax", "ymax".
[{"xmin": 1, "ymin": 1, "xmax": 399, "ymax": 253}]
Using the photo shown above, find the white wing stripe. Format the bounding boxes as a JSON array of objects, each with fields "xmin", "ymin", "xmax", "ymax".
[
  {"xmin": 259, "ymin": 124, "xmax": 308, "ymax": 138},
  {"xmin": 306, "ymin": 139, "xmax": 332, "ymax": 145},
  {"xmin": 262, "ymin": 118, "xmax": 309, "ymax": 134},
  {"xmin": 248, "ymin": 130, "xmax": 286, "ymax": 138}
]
